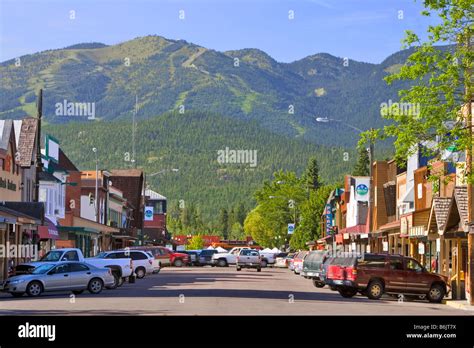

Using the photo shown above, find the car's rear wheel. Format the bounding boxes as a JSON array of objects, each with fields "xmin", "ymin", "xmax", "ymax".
[
  {"xmin": 72, "ymin": 290, "xmax": 84, "ymax": 295},
  {"xmin": 106, "ymin": 273, "xmax": 120, "ymax": 289},
  {"xmin": 26, "ymin": 281, "xmax": 43, "ymax": 297},
  {"xmin": 261, "ymin": 260, "xmax": 268, "ymax": 268},
  {"xmin": 217, "ymin": 259, "xmax": 227, "ymax": 267},
  {"xmin": 338, "ymin": 287, "xmax": 358, "ymax": 298},
  {"xmin": 135, "ymin": 267, "xmax": 146, "ymax": 279},
  {"xmin": 173, "ymin": 259, "xmax": 184, "ymax": 267},
  {"xmin": 313, "ymin": 279, "xmax": 325, "ymax": 288},
  {"xmin": 88, "ymin": 278, "xmax": 103, "ymax": 294},
  {"xmin": 367, "ymin": 280, "xmax": 384, "ymax": 300},
  {"xmin": 427, "ymin": 284, "xmax": 445, "ymax": 303}
]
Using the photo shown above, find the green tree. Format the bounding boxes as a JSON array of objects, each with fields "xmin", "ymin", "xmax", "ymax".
[
  {"xmin": 219, "ymin": 208, "xmax": 229, "ymax": 239},
  {"xmin": 187, "ymin": 235, "xmax": 205, "ymax": 250},
  {"xmin": 364, "ymin": 0, "xmax": 473, "ymax": 185},
  {"xmin": 229, "ymin": 222, "xmax": 245, "ymax": 240},
  {"xmin": 290, "ymin": 184, "xmax": 336, "ymax": 250},
  {"xmin": 352, "ymin": 146, "xmax": 370, "ymax": 176},
  {"xmin": 304, "ymin": 157, "xmax": 321, "ymax": 191}
]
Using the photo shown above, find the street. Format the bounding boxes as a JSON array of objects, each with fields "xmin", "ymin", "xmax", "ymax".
[{"xmin": 0, "ymin": 267, "xmax": 470, "ymax": 315}]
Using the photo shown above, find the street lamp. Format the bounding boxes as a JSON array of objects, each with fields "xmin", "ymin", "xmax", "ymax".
[
  {"xmin": 315, "ymin": 116, "xmax": 375, "ymax": 233},
  {"xmin": 92, "ymin": 147, "xmax": 99, "ymax": 223}
]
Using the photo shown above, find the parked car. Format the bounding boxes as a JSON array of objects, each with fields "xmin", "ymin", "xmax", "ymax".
[
  {"xmin": 198, "ymin": 249, "xmax": 219, "ymax": 266},
  {"xmin": 258, "ymin": 252, "xmax": 276, "ymax": 267},
  {"xmin": 3, "ymin": 262, "xmax": 115, "ymax": 297},
  {"xmin": 274, "ymin": 253, "xmax": 289, "ymax": 268},
  {"xmin": 236, "ymin": 249, "xmax": 262, "ymax": 272},
  {"xmin": 287, "ymin": 253, "xmax": 297, "ymax": 270},
  {"xmin": 326, "ymin": 253, "xmax": 449, "ymax": 303},
  {"xmin": 180, "ymin": 250, "xmax": 201, "ymax": 266},
  {"xmin": 15, "ymin": 248, "xmax": 134, "ymax": 289},
  {"xmin": 212, "ymin": 247, "xmax": 250, "ymax": 267},
  {"xmin": 99, "ymin": 250, "xmax": 154, "ymax": 279},
  {"xmin": 293, "ymin": 251, "xmax": 308, "ymax": 274},
  {"xmin": 301, "ymin": 250, "xmax": 328, "ymax": 287},
  {"xmin": 133, "ymin": 246, "xmax": 189, "ymax": 267}
]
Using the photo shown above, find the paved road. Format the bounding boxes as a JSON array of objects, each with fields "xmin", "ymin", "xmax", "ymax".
[{"xmin": 0, "ymin": 267, "xmax": 470, "ymax": 315}]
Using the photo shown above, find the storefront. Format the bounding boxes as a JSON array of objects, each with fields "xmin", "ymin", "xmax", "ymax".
[
  {"xmin": 57, "ymin": 226, "xmax": 99, "ymax": 257},
  {"xmin": 37, "ymin": 217, "xmax": 59, "ymax": 258}
]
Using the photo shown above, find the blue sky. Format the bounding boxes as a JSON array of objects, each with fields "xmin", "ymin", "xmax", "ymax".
[{"xmin": 0, "ymin": 0, "xmax": 439, "ymax": 63}]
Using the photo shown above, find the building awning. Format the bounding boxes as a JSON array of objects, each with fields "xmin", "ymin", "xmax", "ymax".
[
  {"xmin": 339, "ymin": 224, "xmax": 368, "ymax": 235},
  {"xmin": 378, "ymin": 220, "xmax": 400, "ymax": 231},
  {"xmin": 57, "ymin": 226, "xmax": 99, "ymax": 235},
  {"xmin": 111, "ymin": 235, "xmax": 138, "ymax": 241},
  {"xmin": 38, "ymin": 218, "xmax": 59, "ymax": 240}
]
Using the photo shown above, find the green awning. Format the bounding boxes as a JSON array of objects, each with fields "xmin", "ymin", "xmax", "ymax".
[{"xmin": 57, "ymin": 226, "xmax": 99, "ymax": 234}]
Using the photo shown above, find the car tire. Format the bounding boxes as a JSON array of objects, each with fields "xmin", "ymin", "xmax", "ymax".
[
  {"xmin": 236, "ymin": 266, "xmax": 241, "ymax": 271},
  {"xmin": 88, "ymin": 278, "xmax": 104, "ymax": 294},
  {"xmin": 427, "ymin": 283, "xmax": 445, "ymax": 303},
  {"xmin": 217, "ymin": 259, "xmax": 227, "ymax": 267},
  {"xmin": 261, "ymin": 260, "xmax": 268, "ymax": 268},
  {"xmin": 367, "ymin": 280, "xmax": 384, "ymax": 300},
  {"xmin": 338, "ymin": 287, "xmax": 358, "ymax": 298},
  {"xmin": 107, "ymin": 273, "xmax": 120, "ymax": 289},
  {"xmin": 257, "ymin": 267, "xmax": 262, "ymax": 272},
  {"xmin": 135, "ymin": 267, "xmax": 146, "ymax": 279},
  {"xmin": 72, "ymin": 290, "xmax": 84, "ymax": 295},
  {"xmin": 313, "ymin": 279, "xmax": 325, "ymax": 288},
  {"xmin": 173, "ymin": 259, "xmax": 184, "ymax": 267},
  {"xmin": 26, "ymin": 281, "xmax": 43, "ymax": 297},
  {"xmin": 11, "ymin": 292, "xmax": 24, "ymax": 298}
]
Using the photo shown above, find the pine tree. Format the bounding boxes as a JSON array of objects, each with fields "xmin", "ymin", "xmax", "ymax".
[
  {"xmin": 219, "ymin": 208, "xmax": 229, "ymax": 239},
  {"xmin": 352, "ymin": 146, "xmax": 370, "ymax": 176},
  {"xmin": 305, "ymin": 157, "xmax": 321, "ymax": 191}
]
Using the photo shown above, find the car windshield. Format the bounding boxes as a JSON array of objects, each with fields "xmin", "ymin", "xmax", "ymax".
[
  {"xmin": 40, "ymin": 250, "xmax": 64, "ymax": 261},
  {"xmin": 31, "ymin": 264, "xmax": 56, "ymax": 274},
  {"xmin": 94, "ymin": 252, "xmax": 108, "ymax": 258}
]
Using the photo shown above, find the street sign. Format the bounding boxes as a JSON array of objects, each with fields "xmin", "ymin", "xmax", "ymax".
[{"xmin": 287, "ymin": 223, "xmax": 295, "ymax": 234}]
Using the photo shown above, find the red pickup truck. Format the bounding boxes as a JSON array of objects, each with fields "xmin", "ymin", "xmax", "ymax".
[
  {"xmin": 133, "ymin": 246, "xmax": 189, "ymax": 267},
  {"xmin": 325, "ymin": 253, "xmax": 449, "ymax": 303}
]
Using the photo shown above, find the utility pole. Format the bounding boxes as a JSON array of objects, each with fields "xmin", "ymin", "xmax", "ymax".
[
  {"xmin": 34, "ymin": 89, "xmax": 43, "ymax": 203},
  {"xmin": 463, "ymin": 28, "xmax": 474, "ymax": 305},
  {"xmin": 368, "ymin": 130, "xmax": 374, "ymax": 241},
  {"xmin": 132, "ymin": 95, "xmax": 137, "ymax": 169}
]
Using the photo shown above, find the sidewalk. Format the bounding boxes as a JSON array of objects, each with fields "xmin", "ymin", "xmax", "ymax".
[{"xmin": 445, "ymin": 300, "xmax": 474, "ymax": 311}]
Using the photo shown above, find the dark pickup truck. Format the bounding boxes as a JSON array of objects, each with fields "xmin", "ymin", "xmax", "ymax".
[{"xmin": 301, "ymin": 250, "xmax": 328, "ymax": 288}]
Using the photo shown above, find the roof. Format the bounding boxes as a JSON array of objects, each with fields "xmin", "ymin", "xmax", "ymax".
[
  {"xmin": 110, "ymin": 169, "xmax": 143, "ymax": 177},
  {"xmin": 0, "ymin": 119, "xmax": 13, "ymax": 151},
  {"xmin": 16, "ymin": 118, "xmax": 38, "ymax": 167},
  {"xmin": 453, "ymin": 186, "xmax": 469, "ymax": 227},
  {"xmin": 145, "ymin": 189, "xmax": 166, "ymax": 200},
  {"xmin": 39, "ymin": 170, "xmax": 62, "ymax": 183},
  {"xmin": 429, "ymin": 197, "xmax": 451, "ymax": 233}
]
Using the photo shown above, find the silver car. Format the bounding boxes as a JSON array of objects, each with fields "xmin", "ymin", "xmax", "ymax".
[{"xmin": 2, "ymin": 262, "xmax": 115, "ymax": 297}]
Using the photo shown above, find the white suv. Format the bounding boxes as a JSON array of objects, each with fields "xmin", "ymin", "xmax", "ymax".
[{"xmin": 103, "ymin": 250, "xmax": 155, "ymax": 279}]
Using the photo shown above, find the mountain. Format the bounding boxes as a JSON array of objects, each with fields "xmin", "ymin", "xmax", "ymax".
[
  {"xmin": 0, "ymin": 35, "xmax": 415, "ymax": 147},
  {"xmin": 43, "ymin": 111, "xmax": 356, "ymax": 224}
]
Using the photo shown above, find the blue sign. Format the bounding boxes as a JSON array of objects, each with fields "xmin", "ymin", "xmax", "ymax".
[
  {"xmin": 325, "ymin": 204, "xmax": 333, "ymax": 234},
  {"xmin": 287, "ymin": 223, "xmax": 295, "ymax": 234}
]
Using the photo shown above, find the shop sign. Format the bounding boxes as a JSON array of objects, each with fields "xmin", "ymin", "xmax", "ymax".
[
  {"xmin": 0, "ymin": 177, "xmax": 17, "ymax": 191},
  {"xmin": 436, "ymin": 238, "xmax": 440, "ymax": 253},
  {"xmin": 351, "ymin": 242, "xmax": 356, "ymax": 251},
  {"xmin": 325, "ymin": 204, "xmax": 333, "ymax": 234},
  {"xmin": 144, "ymin": 206, "xmax": 154, "ymax": 221},
  {"xmin": 382, "ymin": 241, "xmax": 388, "ymax": 251},
  {"xmin": 418, "ymin": 242, "xmax": 425, "ymax": 255},
  {"xmin": 355, "ymin": 177, "xmax": 370, "ymax": 202}
]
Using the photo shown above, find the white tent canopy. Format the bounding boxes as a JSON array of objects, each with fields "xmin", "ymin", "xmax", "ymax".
[
  {"xmin": 260, "ymin": 248, "xmax": 273, "ymax": 253},
  {"xmin": 215, "ymin": 246, "xmax": 228, "ymax": 253},
  {"xmin": 206, "ymin": 246, "xmax": 215, "ymax": 250},
  {"xmin": 271, "ymin": 247, "xmax": 281, "ymax": 253}
]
